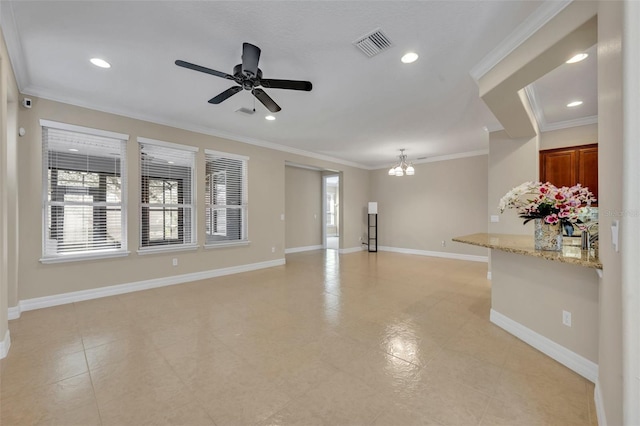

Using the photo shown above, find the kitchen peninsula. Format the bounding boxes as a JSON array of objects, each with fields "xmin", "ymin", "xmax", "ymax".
[{"xmin": 454, "ymin": 233, "xmax": 600, "ymax": 382}]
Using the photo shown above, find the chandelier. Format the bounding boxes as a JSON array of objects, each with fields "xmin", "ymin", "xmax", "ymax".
[{"xmin": 387, "ymin": 149, "xmax": 415, "ymax": 176}]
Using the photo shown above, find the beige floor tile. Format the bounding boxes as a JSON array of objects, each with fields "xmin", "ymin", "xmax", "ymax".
[
  {"xmin": 395, "ymin": 377, "xmax": 491, "ymax": 426},
  {"xmin": 371, "ymin": 402, "xmax": 443, "ymax": 426},
  {"xmin": 258, "ymin": 401, "xmax": 330, "ymax": 426},
  {"xmin": 421, "ymin": 347, "xmax": 503, "ymax": 397},
  {"xmin": 294, "ymin": 371, "xmax": 390, "ymax": 425},
  {"xmin": 1, "ymin": 373, "xmax": 100, "ymax": 426},
  {"xmin": 2, "ymin": 251, "xmax": 594, "ymax": 426},
  {"xmin": 84, "ymin": 335, "xmax": 157, "ymax": 371},
  {"xmin": 1, "ymin": 350, "xmax": 89, "ymax": 399}
]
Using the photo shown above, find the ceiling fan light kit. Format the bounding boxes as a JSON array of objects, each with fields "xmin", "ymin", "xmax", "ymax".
[
  {"xmin": 388, "ymin": 149, "xmax": 415, "ymax": 177},
  {"xmin": 176, "ymin": 42, "xmax": 312, "ymax": 113}
]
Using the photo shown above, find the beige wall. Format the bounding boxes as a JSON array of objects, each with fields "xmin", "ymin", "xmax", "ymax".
[
  {"xmin": 284, "ymin": 166, "xmax": 322, "ymax": 249},
  {"xmin": 492, "ymin": 250, "xmax": 599, "ymax": 362},
  {"xmin": 15, "ymin": 97, "xmax": 369, "ymax": 301},
  {"xmin": 597, "ymin": 1, "xmax": 624, "ymax": 424},
  {"xmin": 484, "ymin": 2, "xmax": 625, "ymax": 423},
  {"xmin": 0, "ymin": 27, "xmax": 19, "ymax": 347},
  {"xmin": 539, "ymin": 123, "xmax": 598, "ymax": 151},
  {"xmin": 370, "ymin": 155, "xmax": 488, "ymax": 257},
  {"xmin": 488, "ymin": 130, "xmax": 539, "ymax": 235}
]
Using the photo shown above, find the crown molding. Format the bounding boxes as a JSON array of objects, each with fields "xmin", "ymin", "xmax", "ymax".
[
  {"xmin": 21, "ymin": 85, "xmax": 371, "ymax": 170},
  {"xmin": 470, "ymin": 0, "xmax": 572, "ymax": 82},
  {"xmin": 541, "ymin": 115, "xmax": 598, "ymax": 132},
  {"xmin": 0, "ymin": 2, "xmax": 30, "ymax": 90},
  {"xmin": 524, "ymin": 85, "xmax": 547, "ymax": 130},
  {"xmin": 373, "ymin": 149, "xmax": 488, "ymax": 170}
]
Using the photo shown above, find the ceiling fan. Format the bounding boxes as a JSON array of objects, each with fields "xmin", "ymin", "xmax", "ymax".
[{"xmin": 175, "ymin": 42, "xmax": 312, "ymax": 113}]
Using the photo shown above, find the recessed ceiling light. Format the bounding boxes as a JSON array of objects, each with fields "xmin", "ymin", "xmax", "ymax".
[
  {"xmin": 265, "ymin": 115, "xmax": 276, "ymax": 121},
  {"xmin": 90, "ymin": 58, "xmax": 111, "ymax": 68},
  {"xmin": 68, "ymin": 148, "xmax": 79, "ymax": 152},
  {"xmin": 167, "ymin": 161, "xmax": 174, "ymax": 164},
  {"xmin": 401, "ymin": 52, "xmax": 419, "ymax": 64},
  {"xmin": 566, "ymin": 53, "xmax": 588, "ymax": 64},
  {"xmin": 567, "ymin": 101, "xmax": 583, "ymax": 107}
]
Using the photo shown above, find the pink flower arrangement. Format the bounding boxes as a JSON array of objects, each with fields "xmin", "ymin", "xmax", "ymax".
[{"xmin": 499, "ymin": 182, "xmax": 596, "ymax": 225}]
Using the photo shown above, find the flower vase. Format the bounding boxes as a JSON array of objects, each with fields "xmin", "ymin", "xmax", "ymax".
[{"xmin": 534, "ymin": 219, "xmax": 563, "ymax": 251}]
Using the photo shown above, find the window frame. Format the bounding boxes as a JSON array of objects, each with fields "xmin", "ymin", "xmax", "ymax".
[
  {"xmin": 137, "ymin": 137, "xmax": 198, "ymax": 254},
  {"xmin": 204, "ymin": 149, "xmax": 249, "ymax": 248},
  {"xmin": 40, "ymin": 119, "xmax": 129, "ymax": 264}
]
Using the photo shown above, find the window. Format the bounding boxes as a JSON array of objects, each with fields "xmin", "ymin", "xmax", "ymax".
[
  {"xmin": 139, "ymin": 138, "xmax": 197, "ymax": 251},
  {"xmin": 41, "ymin": 120, "xmax": 128, "ymax": 262},
  {"xmin": 205, "ymin": 150, "xmax": 248, "ymax": 246}
]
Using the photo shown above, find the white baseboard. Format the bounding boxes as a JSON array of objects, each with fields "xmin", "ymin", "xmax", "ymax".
[
  {"xmin": 594, "ymin": 379, "xmax": 608, "ymax": 426},
  {"xmin": 284, "ymin": 245, "xmax": 323, "ymax": 254},
  {"xmin": 8, "ymin": 306, "xmax": 20, "ymax": 320},
  {"xmin": 378, "ymin": 246, "xmax": 488, "ymax": 263},
  {"xmin": 339, "ymin": 246, "xmax": 365, "ymax": 254},
  {"xmin": 0, "ymin": 330, "xmax": 11, "ymax": 359},
  {"xmin": 490, "ymin": 309, "xmax": 598, "ymax": 383},
  {"xmin": 487, "ymin": 271, "xmax": 492, "ymax": 280},
  {"xmin": 7, "ymin": 258, "xmax": 285, "ymax": 319}
]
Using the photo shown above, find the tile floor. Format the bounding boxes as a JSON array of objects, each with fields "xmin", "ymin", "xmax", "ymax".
[{"xmin": 1, "ymin": 251, "xmax": 597, "ymax": 425}]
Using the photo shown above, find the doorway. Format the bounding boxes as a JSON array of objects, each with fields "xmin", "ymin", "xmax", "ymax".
[{"xmin": 323, "ymin": 175, "xmax": 339, "ymax": 250}]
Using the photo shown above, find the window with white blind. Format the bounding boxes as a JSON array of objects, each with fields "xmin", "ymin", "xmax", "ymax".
[
  {"xmin": 205, "ymin": 150, "xmax": 248, "ymax": 246},
  {"xmin": 41, "ymin": 120, "xmax": 128, "ymax": 262},
  {"xmin": 139, "ymin": 138, "xmax": 197, "ymax": 251}
]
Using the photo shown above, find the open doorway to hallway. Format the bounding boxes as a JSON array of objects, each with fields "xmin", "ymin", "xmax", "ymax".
[{"xmin": 323, "ymin": 175, "xmax": 339, "ymax": 250}]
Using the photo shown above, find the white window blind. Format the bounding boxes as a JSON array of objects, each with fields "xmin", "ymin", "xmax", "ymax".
[
  {"xmin": 42, "ymin": 122, "xmax": 127, "ymax": 260},
  {"xmin": 205, "ymin": 150, "xmax": 248, "ymax": 245},
  {"xmin": 139, "ymin": 139, "xmax": 196, "ymax": 249}
]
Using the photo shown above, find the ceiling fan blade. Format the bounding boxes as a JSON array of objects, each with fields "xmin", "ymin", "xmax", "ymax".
[
  {"xmin": 242, "ymin": 43, "xmax": 261, "ymax": 77},
  {"xmin": 252, "ymin": 88, "xmax": 281, "ymax": 113},
  {"xmin": 175, "ymin": 60, "xmax": 234, "ymax": 80},
  {"xmin": 260, "ymin": 79, "xmax": 313, "ymax": 91},
  {"xmin": 208, "ymin": 86, "xmax": 243, "ymax": 104}
]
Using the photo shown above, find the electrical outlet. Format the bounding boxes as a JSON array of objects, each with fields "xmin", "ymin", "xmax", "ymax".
[
  {"xmin": 441, "ymin": 240, "xmax": 446, "ymax": 247},
  {"xmin": 562, "ymin": 310, "xmax": 572, "ymax": 327},
  {"xmin": 490, "ymin": 215, "xmax": 500, "ymax": 223},
  {"xmin": 271, "ymin": 246, "xmax": 276, "ymax": 253},
  {"xmin": 172, "ymin": 258, "xmax": 178, "ymax": 267}
]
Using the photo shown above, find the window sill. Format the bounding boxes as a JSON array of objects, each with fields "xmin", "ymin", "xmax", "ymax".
[
  {"xmin": 40, "ymin": 250, "xmax": 130, "ymax": 264},
  {"xmin": 204, "ymin": 241, "xmax": 250, "ymax": 249},
  {"xmin": 137, "ymin": 244, "xmax": 199, "ymax": 256}
]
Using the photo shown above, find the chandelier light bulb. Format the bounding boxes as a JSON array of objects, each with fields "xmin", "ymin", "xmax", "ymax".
[
  {"xmin": 406, "ymin": 165, "xmax": 415, "ymax": 176},
  {"xmin": 388, "ymin": 148, "xmax": 416, "ymax": 177}
]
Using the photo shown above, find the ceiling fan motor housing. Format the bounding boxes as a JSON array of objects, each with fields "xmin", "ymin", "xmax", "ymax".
[{"xmin": 233, "ymin": 64, "xmax": 262, "ymax": 90}]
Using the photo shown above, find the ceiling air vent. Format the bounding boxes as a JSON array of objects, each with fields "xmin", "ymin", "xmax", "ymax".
[
  {"xmin": 353, "ymin": 29, "xmax": 392, "ymax": 58},
  {"xmin": 235, "ymin": 107, "xmax": 255, "ymax": 115}
]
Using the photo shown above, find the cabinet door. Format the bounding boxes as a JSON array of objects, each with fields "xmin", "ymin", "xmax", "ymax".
[
  {"xmin": 540, "ymin": 149, "xmax": 576, "ymax": 188},
  {"xmin": 578, "ymin": 146, "xmax": 598, "ymax": 202}
]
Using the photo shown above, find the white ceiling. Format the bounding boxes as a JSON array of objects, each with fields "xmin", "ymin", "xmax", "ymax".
[
  {"xmin": 2, "ymin": 0, "xmax": 587, "ymax": 168},
  {"xmin": 527, "ymin": 44, "xmax": 598, "ymax": 131}
]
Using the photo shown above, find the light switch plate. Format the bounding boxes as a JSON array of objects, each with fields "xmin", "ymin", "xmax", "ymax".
[
  {"xmin": 611, "ymin": 220, "xmax": 619, "ymax": 252},
  {"xmin": 490, "ymin": 215, "xmax": 500, "ymax": 223}
]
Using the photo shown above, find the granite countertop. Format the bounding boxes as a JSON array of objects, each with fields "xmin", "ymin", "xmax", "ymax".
[{"xmin": 452, "ymin": 233, "xmax": 602, "ymax": 270}]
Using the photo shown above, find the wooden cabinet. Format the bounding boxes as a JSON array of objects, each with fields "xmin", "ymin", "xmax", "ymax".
[{"xmin": 540, "ymin": 144, "xmax": 598, "ymax": 202}]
